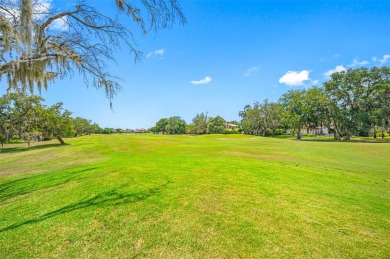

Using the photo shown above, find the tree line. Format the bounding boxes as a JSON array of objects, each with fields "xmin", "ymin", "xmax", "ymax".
[
  {"xmin": 149, "ymin": 114, "xmax": 241, "ymax": 135},
  {"xmin": 0, "ymin": 93, "xmax": 100, "ymax": 147},
  {"xmin": 151, "ymin": 67, "xmax": 390, "ymax": 140}
]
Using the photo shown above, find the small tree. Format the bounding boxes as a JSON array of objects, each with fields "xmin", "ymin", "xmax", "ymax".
[
  {"xmin": 44, "ymin": 102, "xmax": 74, "ymax": 144},
  {"xmin": 191, "ymin": 112, "xmax": 208, "ymax": 134},
  {"xmin": 279, "ymin": 90, "xmax": 308, "ymax": 140},
  {"xmin": 207, "ymin": 116, "xmax": 226, "ymax": 134}
]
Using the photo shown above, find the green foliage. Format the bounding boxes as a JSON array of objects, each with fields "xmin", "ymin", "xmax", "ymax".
[
  {"xmin": 152, "ymin": 116, "xmax": 186, "ymax": 134},
  {"xmin": 237, "ymin": 67, "xmax": 389, "ymax": 140},
  {"xmin": 191, "ymin": 112, "xmax": 208, "ymax": 134},
  {"xmin": 239, "ymin": 100, "xmax": 282, "ymax": 136},
  {"xmin": 324, "ymin": 67, "xmax": 390, "ymax": 140},
  {"xmin": 207, "ymin": 116, "xmax": 226, "ymax": 134},
  {"xmin": 0, "ymin": 93, "xmax": 99, "ymax": 145}
]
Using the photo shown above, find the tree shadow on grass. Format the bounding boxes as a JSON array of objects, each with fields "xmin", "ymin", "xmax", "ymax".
[
  {"xmin": 0, "ymin": 143, "xmax": 68, "ymax": 154},
  {"xmin": 0, "ymin": 167, "xmax": 98, "ymax": 202},
  {"xmin": 0, "ymin": 181, "xmax": 170, "ymax": 233}
]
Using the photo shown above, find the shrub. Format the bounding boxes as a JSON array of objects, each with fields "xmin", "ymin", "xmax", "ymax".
[
  {"xmin": 375, "ymin": 131, "xmax": 389, "ymax": 138},
  {"xmin": 274, "ymin": 129, "xmax": 284, "ymax": 135}
]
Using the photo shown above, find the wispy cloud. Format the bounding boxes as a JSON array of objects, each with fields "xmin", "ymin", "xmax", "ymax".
[
  {"xmin": 324, "ymin": 65, "xmax": 347, "ymax": 77},
  {"xmin": 311, "ymin": 80, "xmax": 319, "ymax": 86},
  {"xmin": 50, "ymin": 16, "xmax": 69, "ymax": 31},
  {"xmin": 191, "ymin": 76, "xmax": 212, "ymax": 85},
  {"xmin": 146, "ymin": 48, "xmax": 165, "ymax": 58},
  {"xmin": 379, "ymin": 54, "xmax": 390, "ymax": 65},
  {"xmin": 320, "ymin": 53, "xmax": 340, "ymax": 62},
  {"xmin": 348, "ymin": 58, "xmax": 369, "ymax": 67},
  {"xmin": 244, "ymin": 66, "xmax": 259, "ymax": 77},
  {"xmin": 279, "ymin": 70, "xmax": 310, "ymax": 86}
]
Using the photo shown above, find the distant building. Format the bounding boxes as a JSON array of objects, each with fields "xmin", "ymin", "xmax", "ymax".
[
  {"xmin": 135, "ymin": 128, "xmax": 147, "ymax": 133},
  {"xmin": 225, "ymin": 122, "xmax": 239, "ymax": 130}
]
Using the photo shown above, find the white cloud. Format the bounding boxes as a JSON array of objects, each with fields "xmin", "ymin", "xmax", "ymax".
[
  {"xmin": 34, "ymin": 0, "xmax": 51, "ymax": 19},
  {"xmin": 50, "ymin": 16, "xmax": 69, "ymax": 31},
  {"xmin": 191, "ymin": 76, "xmax": 212, "ymax": 85},
  {"xmin": 324, "ymin": 65, "xmax": 346, "ymax": 77},
  {"xmin": 244, "ymin": 66, "xmax": 259, "ymax": 77},
  {"xmin": 146, "ymin": 48, "xmax": 165, "ymax": 58},
  {"xmin": 311, "ymin": 80, "xmax": 319, "ymax": 85},
  {"xmin": 278, "ymin": 70, "xmax": 310, "ymax": 86},
  {"xmin": 348, "ymin": 58, "xmax": 369, "ymax": 67},
  {"xmin": 379, "ymin": 54, "xmax": 390, "ymax": 65}
]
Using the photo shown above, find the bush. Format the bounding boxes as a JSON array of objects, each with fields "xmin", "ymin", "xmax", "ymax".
[
  {"xmin": 225, "ymin": 128, "xmax": 238, "ymax": 134},
  {"xmin": 264, "ymin": 129, "xmax": 273, "ymax": 136},
  {"xmin": 274, "ymin": 129, "xmax": 284, "ymax": 135},
  {"xmin": 375, "ymin": 131, "xmax": 389, "ymax": 138},
  {"xmin": 358, "ymin": 130, "xmax": 369, "ymax": 137}
]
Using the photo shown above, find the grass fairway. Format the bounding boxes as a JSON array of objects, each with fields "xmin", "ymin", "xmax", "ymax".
[{"xmin": 0, "ymin": 134, "xmax": 389, "ymax": 258}]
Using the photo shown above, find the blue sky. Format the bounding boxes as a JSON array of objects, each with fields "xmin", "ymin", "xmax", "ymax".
[{"xmin": 3, "ymin": 0, "xmax": 390, "ymax": 128}]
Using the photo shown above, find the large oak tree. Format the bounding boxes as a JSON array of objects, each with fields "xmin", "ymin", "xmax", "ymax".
[{"xmin": 0, "ymin": 0, "xmax": 185, "ymax": 105}]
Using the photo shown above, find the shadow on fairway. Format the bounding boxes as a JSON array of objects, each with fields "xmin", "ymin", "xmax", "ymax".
[
  {"xmin": 0, "ymin": 143, "xmax": 68, "ymax": 154},
  {"xmin": 0, "ymin": 167, "xmax": 98, "ymax": 202},
  {"xmin": 0, "ymin": 182, "xmax": 170, "ymax": 233}
]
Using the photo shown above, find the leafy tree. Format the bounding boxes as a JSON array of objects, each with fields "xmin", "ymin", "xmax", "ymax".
[
  {"xmin": 0, "ymin": 94, "xmax": 10, "ymax": 148},
  {"xmin": 166, "ymin": 116, "xmax": 186, "ymax": 134},
  {"xmin": 191, "ymin": 112, "xmax": 208, "ymax": 134},
  {"xmin": 0, "ymin": 0, "xmax": 185, "ymax": 105},
  {"xmin": 304, "ymin": 87, "xmax": 329, "ymax": 135},
  {"xmin": 262, "ymin": 101, "xmax": 282, "ymax": 136},
  {"xmin": 102, "ymin": 128, "xmax": 113, "ymax": 134},
  {"xmin": 279, "ymin": 90, "xmax": 308, "ymax": 140},
  {"xmin": 72, "ymin": 117, "xmax": 98, "ymax": 136},
  {"xmin": 239, "ymin": 104, "xmax": 262, "ymax": 135},
  {"xmin": 324, "ymin": 67, "xmax": 387, "ymax": 140},
  {"xmin": 8, "ymin": 92, "xmax": 43, "ymax": 145},
  {"xmin": 371, "ymin": 67, "xmax": 390, "ymax": 138},
  {"xmin": 155, "ymin": 118, "xmax": 168, "ymax": 134},
  {"xmin": 43, "ymin": 102, "xmax": 74, "ymax": 144},
  {"xmin": 207, "ymin": 116, "xmax": 226, "ymax": 134}
]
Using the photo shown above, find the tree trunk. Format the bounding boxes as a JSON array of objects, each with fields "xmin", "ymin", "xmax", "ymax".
[
  {"xmin": 57, "ymin": 136, "xmax": 65, "ymax": 145},
  {"xmin": 382, "ymin": 130, "xmax": 385, "ymax": 139},
  {"xmin": 297, "ymin": 128, "xmax": 301, "ymax": 140},
  {"xmin": 373, "ymin": 125, "xmax": 377, "ymax": 139},
  {"xmin": 345, "ymin": 132, "xmax": 351, "ymax": 141}
]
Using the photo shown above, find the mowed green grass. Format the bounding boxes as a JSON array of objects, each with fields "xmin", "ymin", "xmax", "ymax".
[{"xmin": 0, "ymin": 134, "xmax": 389, "ymax": 258}]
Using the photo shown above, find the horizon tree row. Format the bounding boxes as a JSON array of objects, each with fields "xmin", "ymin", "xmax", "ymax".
[
  {"xmin": 240, "ymin": 66, "xmax": 390, "ymax": 140},
  {"xmin": 150, "ymin": 67, "xmax": 389, "ymax": 140},
  {"xmin": 149, "ymin": 113, "xmax": 241, "ymax": 135}
]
